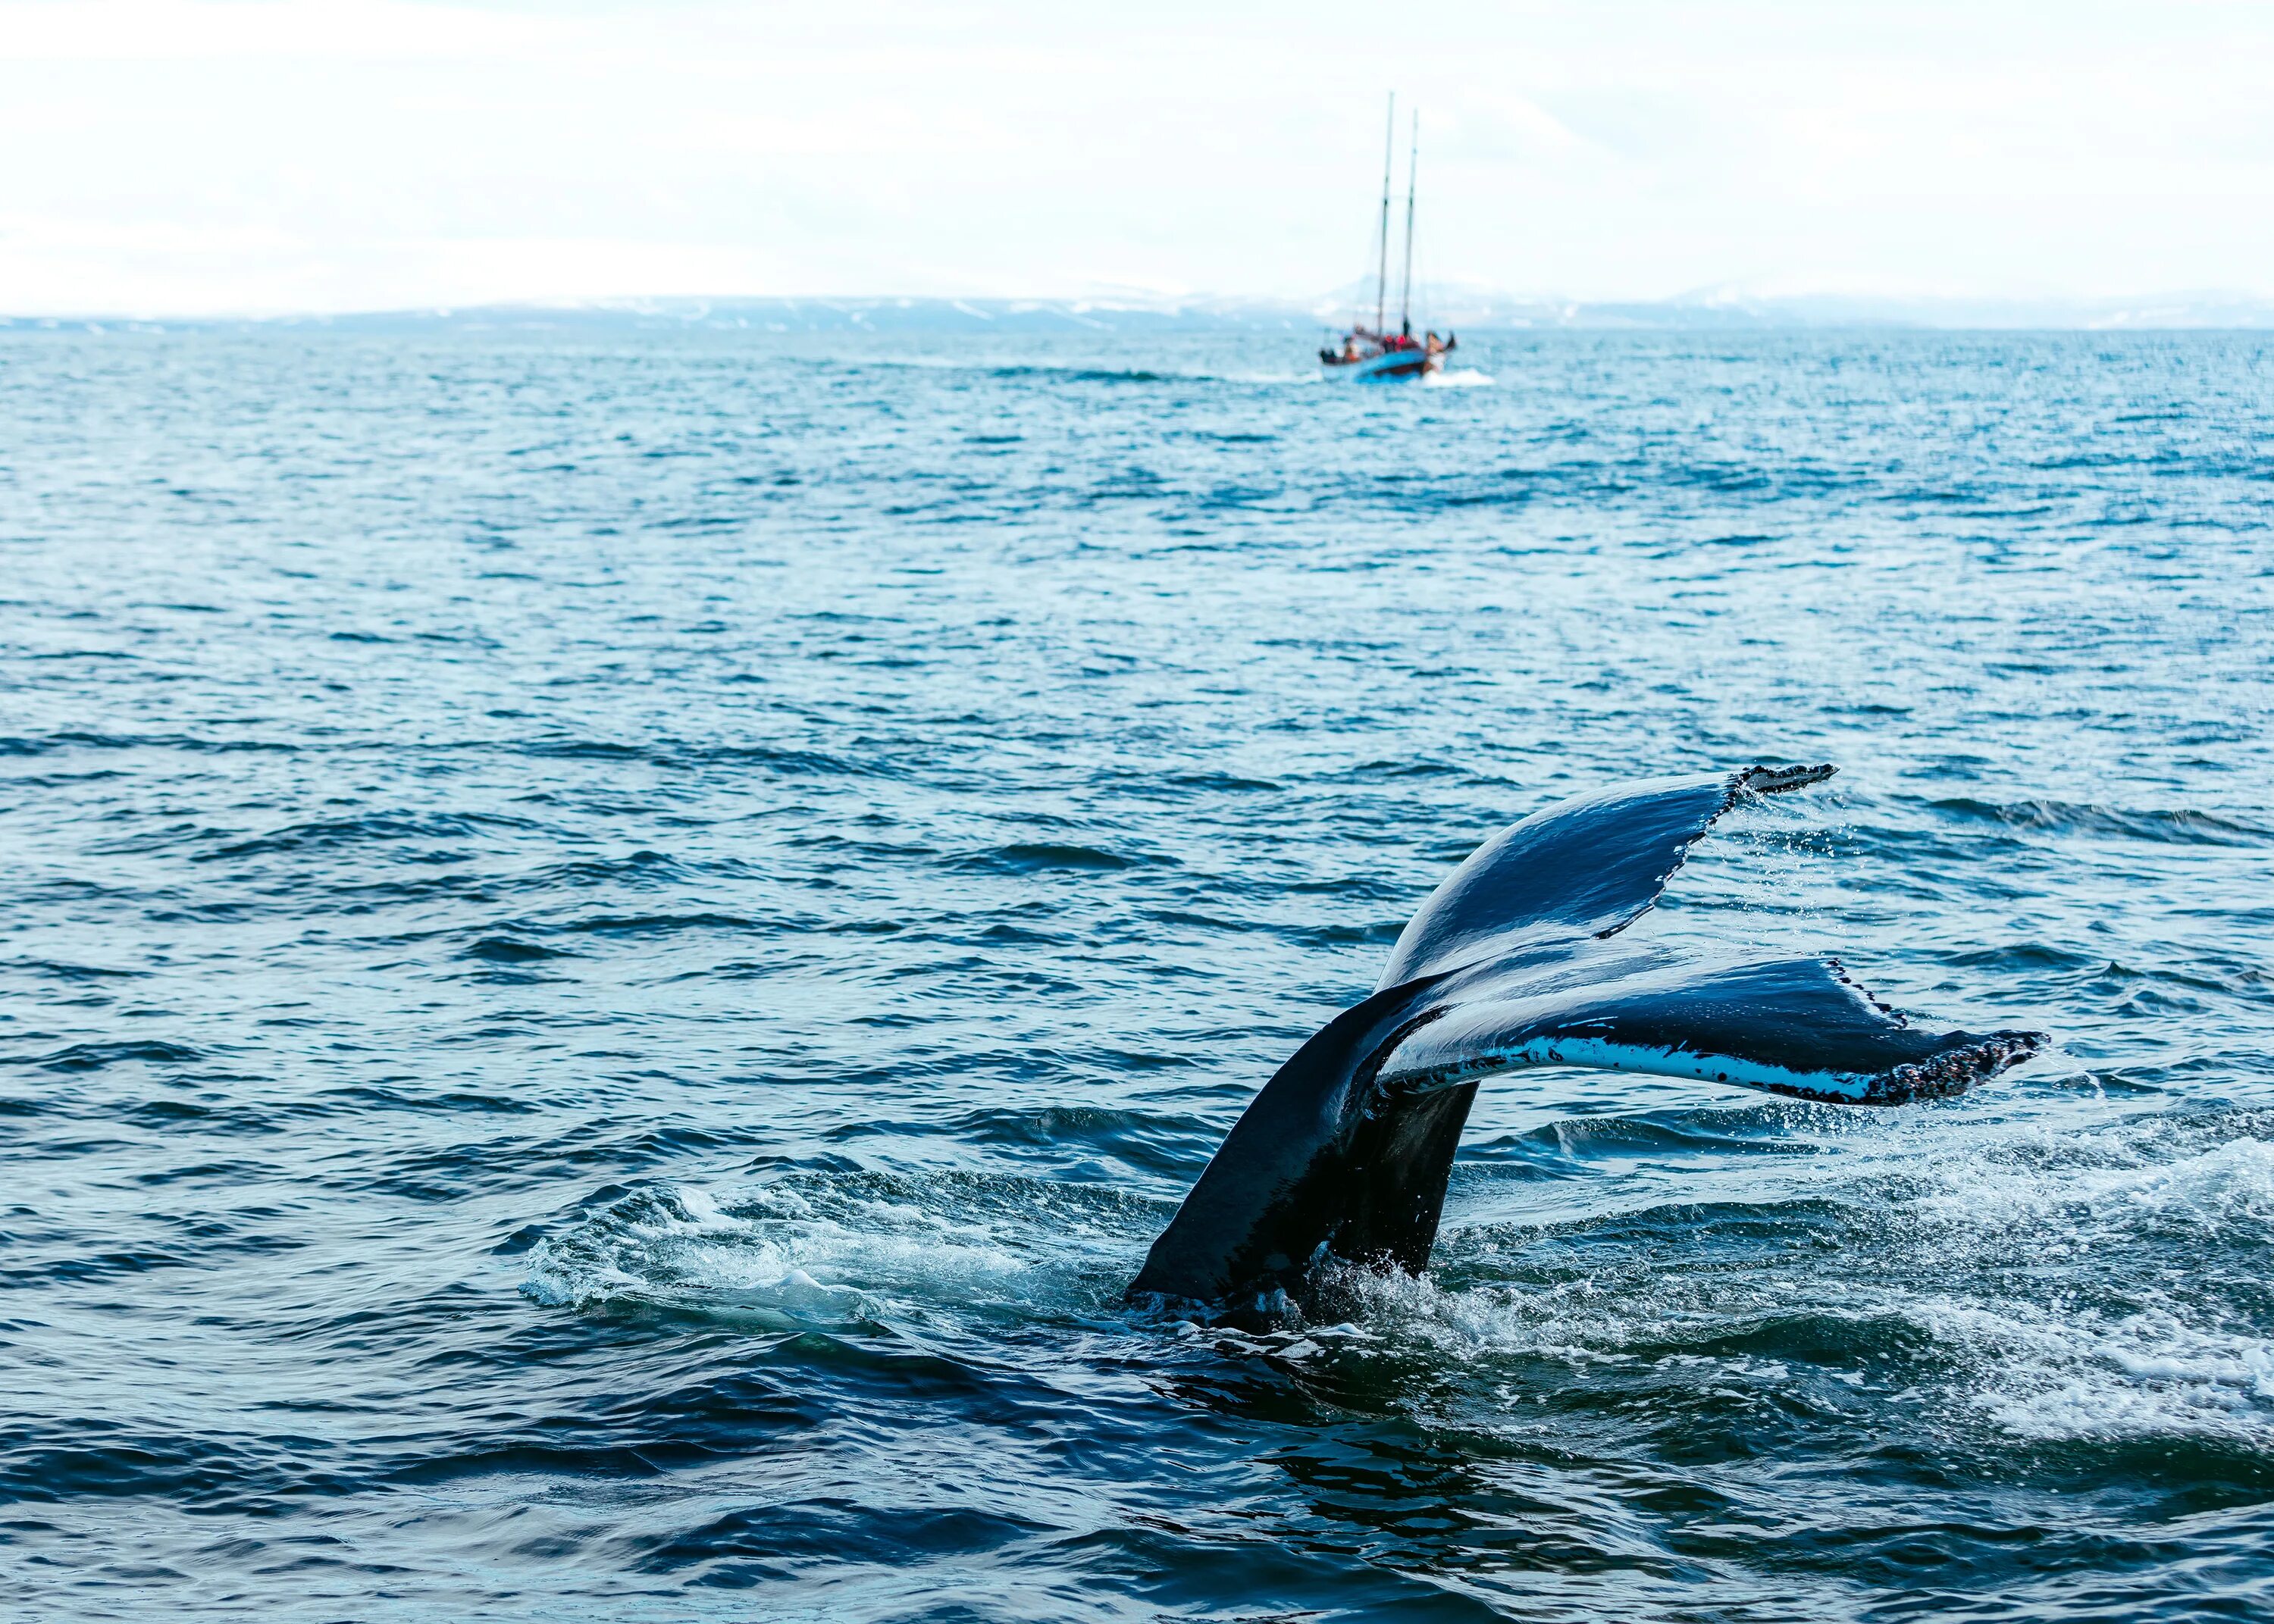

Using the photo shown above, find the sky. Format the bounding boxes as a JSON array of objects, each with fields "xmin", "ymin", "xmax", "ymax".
[{"xmin": 2, "ymin": 0, "xmax": 2272, "ymax": 316}]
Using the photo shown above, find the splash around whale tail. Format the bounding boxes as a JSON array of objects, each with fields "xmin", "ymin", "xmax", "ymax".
[{"xmin": 1126, "ymin": 765, "xmax": 2044, "ymax": 1306}]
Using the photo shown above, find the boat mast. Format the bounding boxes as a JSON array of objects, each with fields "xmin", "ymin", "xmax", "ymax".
[
  {"xmin": 1399, "ymin": 109, "xmax": 1417, "ymax": 335},
  {"xmin": 1374, "ymin": 93, "xmax": 1394, "ymax": 335}
]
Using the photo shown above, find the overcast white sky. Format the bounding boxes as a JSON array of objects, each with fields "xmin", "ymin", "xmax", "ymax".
[{"xmin": 3, "ymin": 0, "xmax": 2271, "ymax": 315}]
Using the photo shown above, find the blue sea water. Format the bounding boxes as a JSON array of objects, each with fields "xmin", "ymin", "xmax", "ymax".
[{"xmin": 1, "ymin": 326, "xmax": 2270, "ymax": 1622}]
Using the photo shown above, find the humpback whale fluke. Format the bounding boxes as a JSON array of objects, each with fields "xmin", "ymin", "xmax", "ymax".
[{"xmin": 1129, "ymin": 765, "xmax": 2044, "ymax": 1306}]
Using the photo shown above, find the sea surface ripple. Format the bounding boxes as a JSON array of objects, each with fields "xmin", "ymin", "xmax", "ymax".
[{"xmin": 2, "ymin": 328, "xmax": 2271, "ymax": 1621}]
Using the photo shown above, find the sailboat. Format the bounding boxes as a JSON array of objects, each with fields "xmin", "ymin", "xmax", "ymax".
[{"xmin": 1320, "ymin": 95, "xmax": 1455, "ymax": 382}]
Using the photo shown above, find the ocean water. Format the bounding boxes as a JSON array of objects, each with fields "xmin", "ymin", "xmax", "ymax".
[{"xmin": 2, "ymin": 326, "xmax": 2269, "ymax": 1622}]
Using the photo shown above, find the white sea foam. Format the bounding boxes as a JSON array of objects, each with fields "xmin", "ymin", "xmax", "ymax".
[
  {"xmin": 1269, "ymin": 1106, "xmax": 2274, "ymax": 1449},
  {"xmin": 1872, "ymin": 1119, "xmax": 2274, "ymax": 1444},
  {"xmin": 1291, "ymin": 1256, "xmax": 2274, "ymax": 1450},
  {"xmin": 522, "ymin": 1175, "xmax": 1105, "ymax": 1324},
  {"xmin": 1911, "ymin": 1128, "xmax": 2274, "ymax": 1234},
  {"xmin": 1912, "ymin": 1299, "xmax": 2274, "ymax": 1444}
]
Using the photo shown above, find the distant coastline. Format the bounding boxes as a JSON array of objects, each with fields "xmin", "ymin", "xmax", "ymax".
[{"xmin": 7, "ymin": 289, "xmax": 2274, "ymax": 334}]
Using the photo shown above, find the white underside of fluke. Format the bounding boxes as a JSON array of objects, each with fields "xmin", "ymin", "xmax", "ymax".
[{"xmin": 1379, "ymin": 1034, "xmax": 1871, "ymax": 1101}]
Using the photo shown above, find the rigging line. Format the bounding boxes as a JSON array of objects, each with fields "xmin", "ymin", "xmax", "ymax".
[
  {"xmin": 1375, "ymin": 92, "xmax": 1394, "ymax": 335},
  {"xmin": 1399, "ymin": 108, "xmax": 1418, "ymax": 335}
]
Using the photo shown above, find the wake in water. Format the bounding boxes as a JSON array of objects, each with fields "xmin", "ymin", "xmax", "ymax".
[{"xmin": 856, "ymin": 353, "xmax": 1315, "ymax": 386}]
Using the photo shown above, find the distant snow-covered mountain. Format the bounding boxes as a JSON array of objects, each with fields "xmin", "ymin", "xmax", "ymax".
[{"xmin": 8, "ymin": 289, "xmax": 2272, "ymax": 332}]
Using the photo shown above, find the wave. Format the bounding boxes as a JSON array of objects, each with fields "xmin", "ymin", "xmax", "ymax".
[
  {"xmin": 198, "ymin": 810, "xmax": 537, "ymax": 861},
  {"xmin": 462, "ymin": 935, "xmax": 572, "ymax": 963},
  {"xmin": 1928, "ymin": 796, "xmax": 2272, "ymax": 846},
  {"xmin": 518, "ymin": 736, "xmax": 885, "ymax": 777},
  {"xmin": 0, "ymin": 730, "xmax": 300, "ymax": 756},
  {"xmin": 557, "ymin": 911, "xmax": 759, "ymax": 937},
  {"xmin": 4, "ymin": 956, "xmax": 149, "ymax": 982},
  {"xmin": 10, "ymin": 1038, "xmax": 202, "ymax": 1072},
  {"xmin": 958, "ymin": 841, "xmax": 1140, "ymax": 873}
]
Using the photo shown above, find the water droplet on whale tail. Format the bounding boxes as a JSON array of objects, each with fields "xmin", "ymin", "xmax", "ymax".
[{"xmin": 1128, "ymin": 765, "xmax": 2048, "ymax": 1306}]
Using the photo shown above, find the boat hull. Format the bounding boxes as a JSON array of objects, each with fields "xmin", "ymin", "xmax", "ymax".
[{"xmin": 1320, "ymin": 348, "xmax": 1436, "ymax": 383}]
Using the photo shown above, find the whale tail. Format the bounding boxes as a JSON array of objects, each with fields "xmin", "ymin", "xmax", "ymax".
[{"xmin": 1128, "ymin": 766, "xmax": 2044, "ymax": 1305}]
